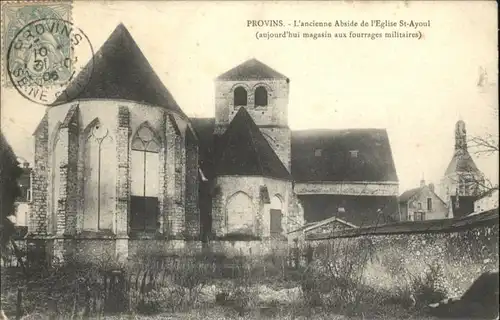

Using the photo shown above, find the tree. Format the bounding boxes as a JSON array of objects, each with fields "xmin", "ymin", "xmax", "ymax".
[
  {"xmin": 467, "ymin": 104, "xmax": 499, "ymax": 194},
  {"xmin": 469, "ymin": 103, "xmax": 498, "ymax": 154},
  {"xmin": 0, "ymin": 132, "xmax": 24, "ymax": 266}
]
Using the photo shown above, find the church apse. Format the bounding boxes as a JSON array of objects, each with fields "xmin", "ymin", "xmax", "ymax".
[{"xmin": 29, "ymin": 99, "xmax": 200, "ymax": 261}]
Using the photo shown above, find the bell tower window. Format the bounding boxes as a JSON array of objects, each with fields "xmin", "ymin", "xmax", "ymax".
[
  {"xmin": 255, "ymin": 86, "xmax": 268, "ymax": 107},
  {"xmin": 234, "ymin": 86, "xmax": 247, "ymax": 106}
]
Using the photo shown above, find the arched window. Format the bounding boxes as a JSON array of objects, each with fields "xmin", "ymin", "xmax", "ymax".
[
  {"xmin": 83, "ymin": 121, "xmax": 114, "ymax": 231},
  {"xmin": 131, "ymin": 125, "xmax": 160, "ymax": 231},
  {"xmin": 254, "ymin": 86, "xmax": 268, "ymax": 106},
  {"xmin": 226, "ymin": 191, "xmax": 253, "ymax": 235},
  {"xmin": 233, "ymin": 86, "xmax": 247, "ymax": 106}
]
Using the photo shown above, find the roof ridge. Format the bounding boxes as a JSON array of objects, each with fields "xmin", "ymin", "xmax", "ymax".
[
  {"xmin": 445, "ymin": 148, "xmax": 481, "ymax": 175},
  {"xmin": 217, "ymin": 58, "xmax": 287, "ymax": 81},
  {"xmin": 52, "ymin": 24, "xmax": 187, "ymax": 117},
  {"xmin": 215, "ymin": 107, "xmax": 290, "ymax": 180},
  {"xmin": 245, "ymin": 109, "xmax": 265, "ymax": 175}
]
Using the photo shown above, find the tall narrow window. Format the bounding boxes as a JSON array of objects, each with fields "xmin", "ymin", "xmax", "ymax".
[
  {"xmin": 427, "ymin": 197, "xmax": 432, "ymax": 211},
  {"xmin": 51, "ymin": 135, "xmax": 63, "ymax": 234},
  {"xmin": 270, "ymin": 195, "xmax": 283, "ymax": 237},
  {"xmin": 83, "ymin": 122, "xmax": 114, "ymax": 231},
  {"xmin": 255, "ymin": 86, "xmax": 268, "ymax": 106},
  {"xmin": 174, "ymin": 135, "xmax": 183, "ymax": 203},
  {"xmin": 131, "ymin": 125, "xmax": 160, "ymax": 231},
  {"xmin": 234, "ymin": 86, "xmax": 247, "ymax": 106}
]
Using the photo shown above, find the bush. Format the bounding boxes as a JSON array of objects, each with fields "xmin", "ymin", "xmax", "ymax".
[
  {"xmin": 410, "ymin": 262, "xmax": 448, "ymax": 307},
  {"xmin": 298, "ymin": 238, "xmax": 376, "ymax": 316},
  {"xmin": 0, "ymin": 253, "xmax": 128, "ymax": 319},
  {"xmin": 127, "ymin": 249, "xmax": 218, "ymax": 314}
]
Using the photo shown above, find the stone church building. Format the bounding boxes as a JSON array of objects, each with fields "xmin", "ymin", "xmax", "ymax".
[{"xmin": 28, "ymin": 24, "xmax": 399, "ymax": 259}]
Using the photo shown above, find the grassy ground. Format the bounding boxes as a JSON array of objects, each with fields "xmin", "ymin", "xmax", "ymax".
[{"xmin": 73, "ymin": 306, "xmax": 438, "ymax": 320}]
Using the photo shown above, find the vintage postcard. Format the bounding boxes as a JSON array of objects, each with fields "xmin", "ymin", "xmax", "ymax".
[{"xmin": 0, "ymin": 1, "xmax": 498, "ymax": 319}]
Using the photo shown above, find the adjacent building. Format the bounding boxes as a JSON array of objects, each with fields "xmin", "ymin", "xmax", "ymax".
[
  {"xmin": 474, "ymin": 188, "xmax": 499, "ymax": 213},
  {"xmin": 292, "ymin": 129, "xmax": 400, "ymax": 227},
  {"xmin": 398, "ymin": 180, "xmax": 449, "ymax": 221},
  {"xmin": 287, "ymin": 216, "xmax": 358, "ymax": 243}
]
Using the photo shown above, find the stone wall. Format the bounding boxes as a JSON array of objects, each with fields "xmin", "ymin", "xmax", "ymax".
[
  {"xmin": 30, "ymin": 113, "xmax": 49, "ymax": 236},
  {"xmin": 307, "ymin": 211, "xmax": 499, "ymax": 298},
  {"xmin": 66, "ymin": 239, "xmax": 289, "ymax": 263},
  {"xmin": 72, "ymin": 239, "xmax": 117, "ymax": 261},
  {"xmin": 211, "ymin": 176, "xmax": 296, "ymax": 238},
  {"xmin": 184, "ymin": 126, "xmax": 200, "ymax": 238},
  {"xmin": 214, "ymin": 79, "xmax": 289, "ymax": 130},
  {"xmin": 127, "ymin": 239, "xmax": 289, "ymax": 258},
  {"xmin": 294, "ymin": 181, "xmax": 399, "ymax": 196},
  {"xmin": 208, "ymin": 239, "xmax": 289, "ymax": 257}
]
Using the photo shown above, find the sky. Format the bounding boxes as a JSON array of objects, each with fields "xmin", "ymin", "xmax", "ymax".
[{"xmin": 1, "ymin": 1, "xmax": 498, "ymax": 193}]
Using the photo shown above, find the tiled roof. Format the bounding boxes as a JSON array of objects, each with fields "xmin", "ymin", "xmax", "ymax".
[
  {"xmin": 398, "ymin": 187, "xmax": 422, "ymax": 203},
  {"xmin": 399, "ymin": 185, "xmax": 447, "ymax": 206},
  {"xmin": 291, "ymin": 129, "xmax": 398, "ymax": 182},
  {"xmin": 445, "ymin": 150, "xmax": 481, "ymax": 175},
  {"xmin": 53, "ymin": 24, "xmax": 186, "ymax": 117},
  {"xmin": 214, "ymin": 107, "xmax": 291, "ymax": 180},
  {"xmin": 216, "ymin": 58, "xmax": 288, "ymax": 81}
]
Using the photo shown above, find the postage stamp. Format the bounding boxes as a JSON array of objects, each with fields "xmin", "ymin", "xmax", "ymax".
[
  {"xmin": 6, "ymin": 18, "xmax": 94, "ymax": 106},
  {"xmin": 1, "ymin": 1, "xmax": 73, "ymax": 88}
]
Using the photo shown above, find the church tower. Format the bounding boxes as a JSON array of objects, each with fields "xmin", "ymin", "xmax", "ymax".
[
  {"xmin": 214, "ymin": 58, "xmax": 291, "ymax": 171},
  {"xmin": 438, "ymin": 120, "xmax": 485, "ymax": 213},
  {"xmin": 455, "ymin": 120, "xmax": 467, "ymax": 154}
]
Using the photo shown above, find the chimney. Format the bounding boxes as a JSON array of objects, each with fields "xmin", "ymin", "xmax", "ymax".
[
  {"xmin": 429, "ymin": 183, "xmax": 435, "ymax": 192},
  {"xmin": 420, "ymin": 179, "xmax": 426, "ymax": 188}
]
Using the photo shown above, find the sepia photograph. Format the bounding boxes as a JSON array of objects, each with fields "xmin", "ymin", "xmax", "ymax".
[{"xmin": 0, "ymin": 1, "xmax": 498, "ymax": 319}]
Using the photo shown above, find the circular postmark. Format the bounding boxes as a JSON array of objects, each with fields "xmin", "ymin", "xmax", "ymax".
[{"xmin": 7, "ymin": 18, "xmax": 94, "ymax": 106}]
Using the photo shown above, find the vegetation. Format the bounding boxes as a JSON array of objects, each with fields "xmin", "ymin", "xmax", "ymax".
[{"xmin": 0, "ymin": 238, "xmax": 454, "ymax": 320}]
